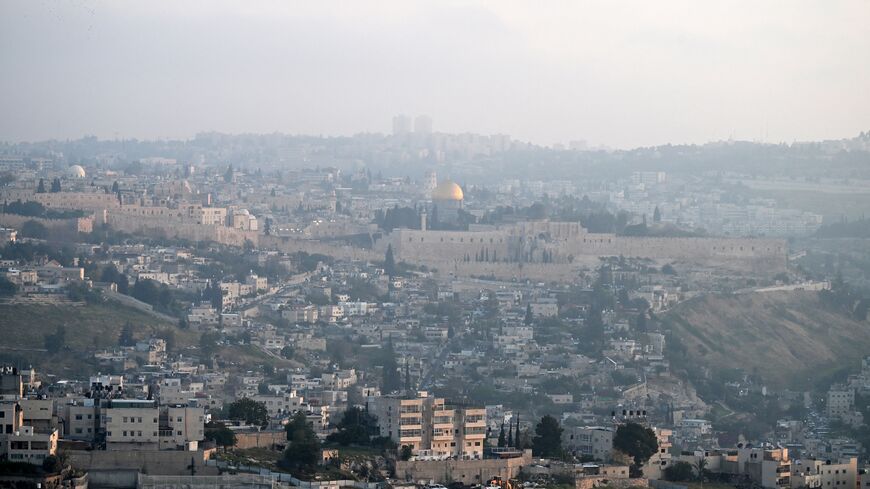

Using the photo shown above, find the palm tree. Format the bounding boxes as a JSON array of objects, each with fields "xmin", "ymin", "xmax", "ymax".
[{"xmin": 694, "ymin": 457, "xmax": 709, "ymax": 482}]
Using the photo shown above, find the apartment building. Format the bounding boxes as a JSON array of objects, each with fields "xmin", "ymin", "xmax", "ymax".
[
  {"xmin": 826, "ymin": 385, "xmax": 855, "ymax": 419},
  {"xmin": 251, "ymin": 391, "xmax": 305, "ymax": 418},
  {"xmin": 63, "ymin": 399, "xmax": 101, "ymax": 442},
  {"xmin": 0, "ymin": 371, "xmax": 58, "ymax": 464},
  {"xmin": 368, "ymin": 391, "xmax": 486, "ymax": 460},
  {"xmin": 4, "ymin": 424, "xmax": 58, "ymax": 464},
  {"xmin": 563, "ymin": 426, "xmax": 614, "ymax": 461},
  {"xmin": 791, "ymin": 458, "xmax": 858, "ymax": 489},
  {"xmin": 104, "ymin": 399, "xmax": 204, "ymax": 451},
  {"xmin": 104, "ymin": 399, "xmax": 161, "ymax": 450},
  {"xmin": 160, "ymin": 405, "xmax": 205, "ymax": 450}
]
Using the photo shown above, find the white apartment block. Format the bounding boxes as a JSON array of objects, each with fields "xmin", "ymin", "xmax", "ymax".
[
  {"xmin": 368, "ymin": 391, "xmax": 486, "ymax": 460},
  {"xmin": 826, "ymin": 386, "xmax": 855, "ymax": 419},
  {"xmin": 563, "ymin": 426, "xmax": 614, "ymax": 461}
]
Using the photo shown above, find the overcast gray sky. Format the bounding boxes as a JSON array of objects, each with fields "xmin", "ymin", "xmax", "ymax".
[{"xmin": 1, "ymin": 1, "xmax": 868, "ymax": 148}]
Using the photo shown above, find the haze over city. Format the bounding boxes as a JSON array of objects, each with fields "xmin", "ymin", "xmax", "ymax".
[
  {"xmin": 2, "ymin": 0, "xmax": 869, "ymax": 147},
  {"xmin": 2, "ymin": 3, "xmax": 870, "ymax": 489}
]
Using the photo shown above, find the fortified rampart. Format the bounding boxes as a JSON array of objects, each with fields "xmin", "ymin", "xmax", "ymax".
[
  {"xmin": 260, "ymin": 235, "xmax": 380, "ymax": 262},
  {"xmin": 106, "ymin": 213, "xmax": 258, "ymax": 247},
  {"xmin": 386, "ymin": 221, "xmax": 787, "ymax": 276}
]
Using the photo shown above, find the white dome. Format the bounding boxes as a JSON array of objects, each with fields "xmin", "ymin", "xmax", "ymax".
[{"xmin": 67, "ymin": 165, "xmax": 86, "ymax": 178}]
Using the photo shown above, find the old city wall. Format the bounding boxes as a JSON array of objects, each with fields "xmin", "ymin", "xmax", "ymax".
[
  {"xmin": 387, "ymin": 227, "xmax": 787, "ymax": 276},
  {"xmin": 260, "ymin": 235, "xmax": 380, "ymax": 262},
  {"xmin": 553, "ymin": 235, "xmax": 787, "ymax": 273},
  {"xmin": 106, "ymin": 213, "xmax": 258, "ymax": 247},
  {"xmin": 390, "ymin": 229, "xmax": 513, "ymax": 263}
]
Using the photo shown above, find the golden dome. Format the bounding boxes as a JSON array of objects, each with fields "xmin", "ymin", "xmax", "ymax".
[{"xmin": 431, "ymin": 180, "xmax": 463, "ymax": 201}]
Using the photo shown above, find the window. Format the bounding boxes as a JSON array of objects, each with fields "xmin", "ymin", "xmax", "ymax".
[{"xmin": 75, "ymin": 414, "xmax": 83, "ymax": 420}]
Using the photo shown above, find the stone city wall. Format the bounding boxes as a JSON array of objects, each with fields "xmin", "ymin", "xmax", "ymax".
[
  {"xmin": 387, "ymin": 226, "xmax": 787, "ymax": 276},
  {"xmin": 106, "ymin": 213, "xmax": 258, "ymax": 247},
  {"xmin": 260, "ymin": 235, "xmax": 380, "ymax": 262}
]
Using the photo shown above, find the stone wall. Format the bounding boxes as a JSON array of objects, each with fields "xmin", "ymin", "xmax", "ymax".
[
  {"xmin": 106, "ymin": 213, "xmax": 258, "ymax": 247},
  {"xmin": 260, "ymin": 235, "xmax": 380, "ymax": 262},
  {"xmin": 234, "ymin": 430, "xmax": 286, "ymax": 450},
  {"xmin": 67, "ymin": 449, "xmax": 218, "ymax": 477},
  {"xmin": 576, "ymin": 477, "xmax": 649, "ymax": 489},
  {"xmin": 394, "ymin": 451, "xmax": 532, "ymax": 485},
  {"xmin": 386, "ymin": 223, "xmax": 787, "ymax": 277}
]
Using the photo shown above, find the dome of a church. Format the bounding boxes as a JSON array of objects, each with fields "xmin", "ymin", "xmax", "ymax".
[
  {"xmin": 431, "ymin": 180, "xmax": 463, "ymax": 201},
  {"xmin": 67, "ymin": 165, "xmax": 86, "ymax": 178}
]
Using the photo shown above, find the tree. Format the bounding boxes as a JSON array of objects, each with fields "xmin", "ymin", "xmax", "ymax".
[
  {"xmin": 0, "ymin": 276, "xmax": 17, "ymax": 297},
  {"xmin": 399, "ymin": 444, "xmax": 413, "ymax": 461},
  {"xmin": 497, "ymin": 423, "xmax": 507, "ymax": 447},
  {"xmin": 384, "ymin": 244, "xmax": 397, "ymax": 277},
  {"xmin": 227, "ymin": 397, "xmax": 269, "ymax": 428},
  {"xmin": 381, "ymin": 337, "xmax": 401, "ymax": 394},
  {"xmin": 524, "ymin": 304, "xmax": 533, "ymax": 325},
  {"xmin": 119, "ymin": 322, "xmax": 135, "ymax": 346},
  {"xmin": 50, "ymin": 177, "xmax": 62, "ymax": 193},
  {"xmin": 224, "ymin": 165, "xmax": 234, "ymax": 183},
  {"xmin": 36, "ymin": 178, "xmax": 46, "ymax": 193},
  {"xmin": 613, "ymin": 422, "xmax": 658, "ymax": 477},
  {"xmin": 326, "ymin": 406, "xmax": 378, "ymax": 446},
  {"xmin": 44, "ymin": 325, "xmax": 66, "ymax": 353},
  {"xmin": 204, "ymin": 421, "xmax": 236, "ymax": 448},
  {"xmin": 663, "ymin": 461, "xmax": 694, "ymax": 482},
  {"xmin": 532, "ymin": 415, "xmax": 563, "ymax": 457},
  {"xmin": 100, "ymin": 266, "xmax": 129, "ymax": 294},
  {"xmin": 20, "ymin": 220, "xmax": 47, "ymax": 239},
  {"xmin": 42, "ymin": 455, "xmax": 63, "ymax": 473},
  {"xmin": 284, "ymin": 411, "xmax": 321, "ymax": 471},
  {"xmin": 694, "ymin": 457, "xmax": 709, "ymax": 481},
  {"xmin": 653, "ymin": 206, "xmax": 662, "ymax": 223}
]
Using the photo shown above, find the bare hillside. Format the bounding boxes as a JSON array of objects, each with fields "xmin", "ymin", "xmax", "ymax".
[{"xmin": 663, "ymin": 291, "xmax": 870, "ymax": 388}]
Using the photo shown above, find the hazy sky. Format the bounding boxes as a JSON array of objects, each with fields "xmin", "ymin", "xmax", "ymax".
[{"xmin": 1, "ymin": 1, "xmax": 868, "ymax": 148}]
